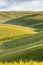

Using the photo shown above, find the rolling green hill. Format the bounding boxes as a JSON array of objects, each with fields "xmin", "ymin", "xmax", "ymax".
[
  {"xmin": 0, "ymin": 32, "xmax": 43, "ymax": 62},
  {"xmin": 0, "ymin": 11, "xmax": 36, "ymax": 23},
  {"xmin": 3, "ymin": 11, "xmax": 43, "ymax": 32},
  {"xmin": 0, "ymin": 11, "xmax": 43, "ymax": 62},
  {"xmin": 0, "ymin": 24, "xmax": 37, "ymax": 41}
]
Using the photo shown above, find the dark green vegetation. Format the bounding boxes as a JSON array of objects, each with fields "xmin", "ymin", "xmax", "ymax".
[
  {"xmin": 4, "ymin": 11, "xmax": 43, "ymax": 32},
  {"xmin": 0, "ymin": 11, "xmax": 43, "ymax": 62}
]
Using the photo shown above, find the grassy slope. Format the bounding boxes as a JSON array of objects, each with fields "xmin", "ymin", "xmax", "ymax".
[
  {"xmin": 0, "ymin": 32, "xmax": 43, "ymax": 62},
  {"xmin": 0, "ymin": 11, "xmax": 40, "ymax": 23},
  {"xmin": 0, "ymin": 11, "xmax": 43, "ymax": 62},
  {"xmin": 3, "ymin": 11, "xmax": 43, "ymax": 32},
  {"xmin": 0, "ymin": 24, "xmax": 37, "ymax": 41},
  {"xmin": 0, "ymin": 11, "xmax": 35, "ymax": 23}
]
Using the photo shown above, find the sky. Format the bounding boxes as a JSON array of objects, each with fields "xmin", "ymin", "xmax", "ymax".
[{"xmin": 0, "ymin": 0, "xmax": 43, "ymax": 11}]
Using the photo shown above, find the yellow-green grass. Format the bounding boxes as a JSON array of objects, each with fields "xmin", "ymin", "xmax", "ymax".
[
  {"xmin": 0, "ymin": 24, "xmax": 37, "ymax": 41},
  {"xmin": 0, "ymin": 11, "xmax": 43, "ymax": 62},
  {"xmin": 0, "ymin": 61, "xmax": 43, "ymax": 65},
  {"xmin": 3, "ymin": 11, "xmax": 43, "ymax": 32},
  {"xmin": 0, "ymin": 11, "xmax": 41, "ymax": 23},
  {"xmin": 0, "ymin": 11, "xmax": 32, "ymax": 23},
  {"xmin": 0, "ymin": 32, "xmax": 43, "ymax": 62}
]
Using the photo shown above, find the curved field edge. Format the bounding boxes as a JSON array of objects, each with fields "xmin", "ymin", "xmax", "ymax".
[
  {"xmin": 0, "ymin": 24, "xmax": 37, "ymax": 41},
  {"xmin": 3, "ymin": 12, "xmax": 43, "ymax": 32}
]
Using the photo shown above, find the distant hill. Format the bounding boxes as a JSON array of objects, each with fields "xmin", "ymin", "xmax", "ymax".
[{"xmin": 2, "ymin": 11, "xmax": 43, "ymax": 32}]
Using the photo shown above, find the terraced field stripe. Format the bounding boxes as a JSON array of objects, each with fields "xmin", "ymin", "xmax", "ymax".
[{"xmin": 0, "ymin": 43, "xmax": 43, "ymax": 57}]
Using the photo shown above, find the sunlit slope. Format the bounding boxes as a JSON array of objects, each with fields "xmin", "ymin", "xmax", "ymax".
[
  {"xmin": 0, "ymin": 11, "xmax": 37, "ymax": 23},
  {"xmin": 0, "ymin": 11, "xmax": 41, "ymax": 23},
  {"xmin": 3, "ymin": 12, "xmax": 43, "ymax": 32},
  {"xmin": 0, "ymin": 11, "xmax": 25, "ymax": 23},
  {"xmin": 0, "ymin": 24, "xmax": 37, "ymax": 41},
  {"xmin": 0, "ymin": 11, "xmax": 43, "ymax": 32},
  {"xmin": 0, "ymin": 32, "xmax": 43, "ymax": 62}
]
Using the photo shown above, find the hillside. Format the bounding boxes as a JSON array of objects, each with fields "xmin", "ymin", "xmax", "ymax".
[
  {"xmin": 0, "ymin": 24, "xmax": 37, "ymax": 41},
  {"xmin": 0, "ymin": 11, "xmax": 34, "ymax": 23},
  {"xmin": 0, "ymin": 11, "xmax": 41, "ymax": 23},
  {"xmin": 0, "ymin": 32, "xmax": 43, "ymax": 61},
  {"xmin": 0, "ymin": 11, "xmax": 43, "ymax": 62},
  {"xmin": 4, "ymin": 12, "xmax": 43, "ymax": 32}
]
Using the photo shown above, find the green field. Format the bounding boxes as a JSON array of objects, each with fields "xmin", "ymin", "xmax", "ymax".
[{"xmin": 0, "ymin": 11, "xmax": 43, "ymax": 62}]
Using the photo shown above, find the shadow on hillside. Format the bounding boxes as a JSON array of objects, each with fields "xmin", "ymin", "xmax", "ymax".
[{"xmin": 4, "ymin": 13, "xmax": 43, "ymax": 32}]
